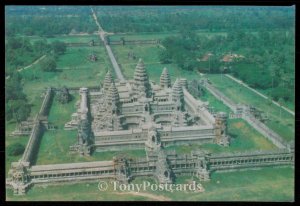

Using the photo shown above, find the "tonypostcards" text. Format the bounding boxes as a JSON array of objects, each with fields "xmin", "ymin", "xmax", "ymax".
[{"xmin": 98, "ymin": 180, "xmax": 205, "ymax": 193}]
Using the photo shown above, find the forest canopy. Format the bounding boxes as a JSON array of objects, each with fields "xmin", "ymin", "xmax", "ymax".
[{"xmin": 5, "ymin": 6, "xmax": 294, "ymax": 36}]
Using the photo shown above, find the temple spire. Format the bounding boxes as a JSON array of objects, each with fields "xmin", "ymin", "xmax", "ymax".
[
  {"xmin": 160, "ymin": 67, "xmax": 171, "ymax": 89},
  {"xmin": 107, "ymin": 82, "xmax": 119, "ymax": 106},
  {"xmin": 103, "ymin": 70, "xmax": 113, "ymax": 91},
  {"xmin": 172, "ymin": 78, "xmax": 184, "ymax": 110},
  {"xmin": 133, "ymin": 58, "xmax": 151, "ymax": 97}
]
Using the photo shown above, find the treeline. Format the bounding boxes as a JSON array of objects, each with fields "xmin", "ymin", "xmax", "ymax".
[
  {"xmin": 5, "ymin": 72, "xmax": 31, "ymax": 122},
  {"xmin": 5, "ymin": 6, "xmax": 294, "ymax": 36},
  {"xmin": 160, "ymin": 29, "xmax": 294, "ymax": 103},
  {"xmin": 96, "ymin": 6, "xmax": 294, "ymax": 33},
  {"xmin": 5, "ymin": 6, "xmax": 91, "ymax": 16},
  {"xmin": 5, "ymin": 38, "xmax": 66, "ymax": 122},
  {"xmin": 5, "ymin": 15, "xmax": 97, "ymax": 37}
]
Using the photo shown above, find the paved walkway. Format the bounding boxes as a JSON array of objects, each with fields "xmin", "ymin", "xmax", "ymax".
[
  {"xmin": 91, "ymin": 8, "xmax": 125, "ymax": 81},
  {"xmin": 225, "ymin": 74, "xmax": 294, "ymax": 116}
]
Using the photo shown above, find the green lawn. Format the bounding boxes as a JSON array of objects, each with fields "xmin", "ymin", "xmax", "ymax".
[
  {"xmin": 205, "ymin": 74, "xmax": 294, "ymax": 142},
  {"xmin": 56, "ymin": 46, "xmax": 109, "ymax": 69},
  {"xmin": 165, "ymin": 119, "xmax": 276, "ymax": 155},
  {"xmin": 6, "ymin": 166, "xmax": 294, "ymax": 201},
  {"xmin": 111, "ymin": 44, "xmax": 199, "ymax": 84},
  {"xmin": 21, "ymin": 46, "xmax": 111, "ymax": 95},
  {"xmin": 200, "ymin": 87, "xmax": 231, "ymax": 114}
]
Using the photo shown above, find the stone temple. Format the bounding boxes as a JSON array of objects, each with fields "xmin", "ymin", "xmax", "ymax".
[{"xmin": 65, "ymin": 58, "xmax": 229, "ymax": 156}]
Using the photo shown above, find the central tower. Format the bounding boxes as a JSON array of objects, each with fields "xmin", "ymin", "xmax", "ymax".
[{"xmin": 133, "ymin": 58, "xmax": 151, "ymax": 98}]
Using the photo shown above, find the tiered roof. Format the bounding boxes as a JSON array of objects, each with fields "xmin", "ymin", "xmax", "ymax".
[
  {"xmin": 160, "ymin": 67, "xmax": 171, "ymax": 88},
  {"xmin": 107, "ymin": 82, "xmax": 120, "ymax": 105},
  {"xmin": 172, "ymin": 78, "xmax": 184, "ymax": 103},
  {"xmin": 133, "ymin": 59, "xmax": 150, "ymax": 97},
  {"xmin": 103, "ymin": 71, "xmax": 113, "ymax": 91}
]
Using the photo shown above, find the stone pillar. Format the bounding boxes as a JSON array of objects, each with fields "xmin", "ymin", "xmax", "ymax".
[
  {"xmin": 77, "ymin": 119, "xmax": 91, "ymax": 156},
  {"xmin": 113, "ymin": 157, "xmax": 131, "ymax": 183},
  {"xmin": 194, "ymin": 155, "xmax": 210, "ymax": 181},
  {"xmin": 76, "ymin": 88, "xmax": 92, "ymax": 156},
  {"xmin": 154, "ymin": 150, "xmax": 173, "ymax": 184},
  {"xmin": 214, "ymin": 112, "xmax": 229, "ymax": 146}
]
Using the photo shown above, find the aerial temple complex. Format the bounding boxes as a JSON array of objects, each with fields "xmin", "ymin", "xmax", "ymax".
[
  {"xmin": 6, "ymin": 59, "xmax": 294, "ymax": 195},
  {"xmin": 65, "ymin": 59, "xmax": 230, "ymax": 155}
]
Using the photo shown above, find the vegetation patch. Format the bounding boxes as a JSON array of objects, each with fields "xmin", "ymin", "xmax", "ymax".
[
  {"xmin": 205, "ymin": 74, "xmax": 294, "ymax": 141},
  {"xmin": 7, "ymin": 143, "xmax": 25, "ymax": 156}
]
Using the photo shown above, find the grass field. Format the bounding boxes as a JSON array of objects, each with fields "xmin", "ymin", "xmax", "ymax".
[
  {"xmin": 200, "ymin": 87, "xmax": 232, "ymax": 114},
  {"xmin": 205, "ymin": 74, "xmax": 294, "ymax": 142},
  {"xmin": 165, "ymin": 119, "xmax": 276, "ymax": 155},
  {"xmin": 21, "ymin": 47, "xmax": 110, "ymax": 88},
  {"xmin": 6, "ymin": 166, "xmax": 294, "ymax": 201},
  {"xmin": 10, "ymin": 34, "xmax": 112, "ymax": 148},
  {"xmin": 111, "ymin": 44, "xmax": 199, "ymax": 84},
  {"xmin": 19, "ymin": 44, "xmax": 112, "ymax": 121}
]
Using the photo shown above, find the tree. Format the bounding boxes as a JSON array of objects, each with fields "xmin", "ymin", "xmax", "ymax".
[
  {"xmin": 7, "ymin": 143, "xmax": 25, "ymax": 156},
  {"xmin": 209, "ymin": 55, "xmax": 221, "ymax": 73},
  {"xmin": 5, "ymin": 72, "xmax": 31, "ymax": 122},
  {"xmin": 7, "ymin": 99, "xmax": 31, "ymax": 122},
  {"xmin": 51, "ymin": 41, "xmax": 66, "ymax": 55},
  {"xmin": 40, "ymin": 56, "xmax": 57, "ymax": 72},
  {"xmin": 34, "ymin": 39, "xmax": 51, "ymax": 55},
  {"xmin": 159, "ymin": 50, "xmax": 172, "ymax": 64},
  {"xmin": 278, "ymin": 98, "xmax": 285, "ymax": 119},
  {"xmin": 269, "ymin": 64, "xmax": 280, "ymax": 88}
]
